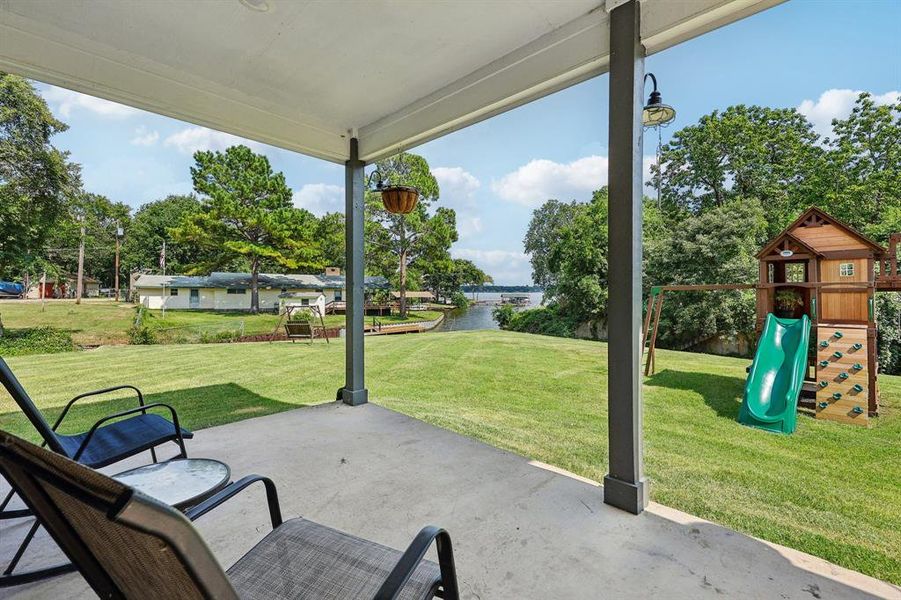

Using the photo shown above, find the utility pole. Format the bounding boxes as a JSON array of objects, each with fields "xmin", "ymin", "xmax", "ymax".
[
  {"xmin": 75, "ymin": 220, "xmax": 85, "ymax": 304},
  {"xmin": 114, "ymin": 221, "xmax": 123, "ymax": 301}
]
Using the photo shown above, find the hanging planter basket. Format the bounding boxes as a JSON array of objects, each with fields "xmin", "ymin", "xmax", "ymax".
[{"xmin": 380, "ymin": 185, "xmax": 419, "ymax": 215}]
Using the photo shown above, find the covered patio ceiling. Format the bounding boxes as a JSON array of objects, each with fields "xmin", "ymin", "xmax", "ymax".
[
  {"xmin": 0, "ymin": 0, "xmax": 787, "ymax": 518},
  {"xmin": 0, "ymin": 0, "xmax": 781, "ymax": 163}
]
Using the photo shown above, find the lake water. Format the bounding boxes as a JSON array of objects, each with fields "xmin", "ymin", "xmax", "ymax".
[{"xmin": 433, "ymin": 292, "xmax": 544, "ymax": 332}]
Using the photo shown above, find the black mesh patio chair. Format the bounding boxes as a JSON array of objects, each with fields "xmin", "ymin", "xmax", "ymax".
[
  {"xmin": 0, "ymin": 430, "xmax": 460, "ymax": 600},
  {"xmin": 0, "ymin": 357, "xmax": 192, "ymax": 584}
]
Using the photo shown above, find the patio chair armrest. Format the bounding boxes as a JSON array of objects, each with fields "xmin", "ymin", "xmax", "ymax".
[
  {"xmin": 184, "ymin": 475, "xmax": 282, "ymax": 528},
  {"xmin": 374, "ymin": 526, "xmax": 459, "ymax": 600},
  {"xmin": 53, "ymin": 385, "xmax": 146, "ymax": 431},
  {"xmin": 73, "ymin": 402, "xmax": 185, "ymax": 462}
]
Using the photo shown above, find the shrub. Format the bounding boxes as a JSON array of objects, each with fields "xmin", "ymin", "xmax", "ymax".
[
  {"xmin": 0, "ymin": 327, "xmax": 75, "ymax": 356},
  {"xmin": 450, "ymin": 291, "xmax": 469, "ymax": 309},
  {"xmin": 199, "ymin": 330, "xmax": 240, "ymax": 344},
  {"xmin": 506, "ymin": 305, "xmax": 577, "ymax": 338},
  {"xmin": 127, "ymin": 324, "xmax": 157, "ymax": 345},
  {"xmin": 289, "ymin": 310, "xmax": 313, "ymax": 322},
  {"xmin": 492, "ymin": 304, "xmax": 515, "ymax": 328}
]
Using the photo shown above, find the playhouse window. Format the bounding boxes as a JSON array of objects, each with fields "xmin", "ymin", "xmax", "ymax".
[
  {"xmin": 227, "ymin": 288, "xmax": 246, "ymax": 295},
  {"xmin": 839, "ymin": 263, "xmax": 855, "ymax": 277},
  {"xmin": 170, "ymin": 288, "xmax": 178, "ymax": 296},
  {"xmin": 785, "ymin": 263, "xmax": 805, "ymax": 282}
]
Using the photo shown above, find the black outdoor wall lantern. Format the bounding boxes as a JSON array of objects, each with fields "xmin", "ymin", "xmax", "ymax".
[{"xmin": 642, "ymin": 73, "xmax": 676, "ymax": 128}]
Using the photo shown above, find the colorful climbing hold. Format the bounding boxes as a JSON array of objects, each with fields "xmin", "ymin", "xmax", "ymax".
[
  {"xmin": 851, "ymin": 343, "xmax": 863, "ymax": 351},
  {"xmin": 819, "ymin": 340, "xmax": 829, "ymax": 348},
  {"xmin": 819, "ymin": 380, "xmax": 828, "ymax": 388},
  {"xmin": 832, "ymin": 392, "xmax": 842, "ymax": 400},
  {"xmin": 818, "ymin": 401, "xmax": 829, "ymax": 409},
  {"xmin": 834, "ymin": 331, "xmax": 843, "ymax": 338},
  {"xmin": 852, "ymin": 406, "xmax": 863, "ymax": 414},
  {"xmin": 833, "ymin": 351, "xmax": 843, "ymax": 359},
  {"xmin": 838, "ymin": 372, "xmax": 849, "ymax": 380},
  {"xmin": 853, "ymin": 384, "xmax": 864, "ymax": 393},
  {"xmin": 852, "ymin": 363, "xmax": 863, "ymax": 371},
  {"xmin": 819, "ymin": 360, "xmax": 830, "ymax": 368}
]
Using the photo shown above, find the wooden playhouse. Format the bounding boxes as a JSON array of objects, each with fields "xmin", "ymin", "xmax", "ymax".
[
  {"xmin": 643, "ymin": 206, "xmax": 899, "ymax": 427},
  {"xmin": 755, "ymin": 206, "xmax": 899, "ymax": 426}
]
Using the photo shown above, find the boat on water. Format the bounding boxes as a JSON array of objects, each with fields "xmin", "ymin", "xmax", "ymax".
[{"xmin": 499, "ymin": 293, "xmax": 530, "ymax": 307}]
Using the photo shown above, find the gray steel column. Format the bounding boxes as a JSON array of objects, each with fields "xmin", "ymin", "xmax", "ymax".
[
  {"xmin": 343, "ymin": 137, "xmax": 368, "ymax": 406},
  {"xmin": 603, "ymin": 0, "xmax": 648, "ymax": 515}
]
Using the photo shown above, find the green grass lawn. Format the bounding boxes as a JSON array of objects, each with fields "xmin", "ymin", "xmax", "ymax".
[
  {"xmin": 0, "ymin": 330, "xmax": 898, "ymax": 584},
  {"xmin": 0, "ymin": 300, "xmax": 442, "ymax": 345}
]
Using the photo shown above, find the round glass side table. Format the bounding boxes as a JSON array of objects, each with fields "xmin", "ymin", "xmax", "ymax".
[{"xmin": 113, "ymin": 458, "xmax": 230, "ymax": 510}]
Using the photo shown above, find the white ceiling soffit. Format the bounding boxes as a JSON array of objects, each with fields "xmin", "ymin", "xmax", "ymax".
[{"xmin": 0, "ymin": 0, "xmax": 782, "ymax": 164}]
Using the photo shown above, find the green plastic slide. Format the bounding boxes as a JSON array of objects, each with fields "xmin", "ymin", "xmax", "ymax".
[{"xmin": 738, "ymin": 313, "xmax": 810, "ymax": 434}]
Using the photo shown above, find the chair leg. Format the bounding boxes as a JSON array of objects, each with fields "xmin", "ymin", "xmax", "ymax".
[
  {"xmin": 4, "ymin": 520, "xmax": 40, "ymax": 576},
  {"xmin": 0, "ymin": 488, "xmax": 31, "ymax": 520},
  {"xmin": 0, "ymin": 520, "xmax": 77, "ymax": 586}
]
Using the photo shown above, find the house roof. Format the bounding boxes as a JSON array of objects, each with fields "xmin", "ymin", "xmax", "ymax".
[
  {"xmin": 757, "ymin": 206, "xmax": 885, "ymax": 259},
  {"xmin": 755, "ymin": 231, "xmax": 823, "ymax": 260},
  {"xmin": 134, "ymin": 272, "xmax": 389, "ymax": 290},
  {"xmin": 0, "ymin": 0, "xmax": 782, "ymax": 163}
]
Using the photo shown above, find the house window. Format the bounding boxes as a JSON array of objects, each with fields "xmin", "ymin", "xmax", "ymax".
[
  {"xmin": 839, "ymin": 263, "xmax": 855, "ymax": 277},
  {"xmin": 170, "ymin": 288, "xmax": 179, "ymax": 296},
  {"xmin": 226, "ymin": 288, "xmax": 247, "ymax": 295},
  {"xmin": 335, "ymin": 290, "xmax": 342, "ymax": 301},
  {"xmin": 301, "ymin": 298, "xmax": 310, "ymax": 306}
]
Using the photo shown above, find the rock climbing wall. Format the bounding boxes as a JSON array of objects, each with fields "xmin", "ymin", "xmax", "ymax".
[{"xmin": 815, "ymin": 326, "xmax": 869, "ymax": 426}]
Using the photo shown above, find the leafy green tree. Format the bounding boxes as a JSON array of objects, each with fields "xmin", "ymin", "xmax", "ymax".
[
  {"xmin": 523, "ymin": 199, "xmax": 580, "ymax": 288},
  {"xmin": 365, "ymin": 152, "xmax": 457, "ymax": 317},
  {"xmin": 646, "ymin": 198, "xmax": 768, "ymax": 349},
  {"xmin": 46, "ymin": 192, "xmax": 130, "ymax": 286},
  {"xmin": 172, "ymin": 145, "xmax": 317, "ymax": 312},
  {"xmin": 545, "ymin": 189, "xmax": 610, "ymax": 324},
  {"xmin": 0, "ymin": 73, "xmax": 80, "ymax": 279},
  {"xmin": 524, "ymin": 191, "xmax": 663, "ymax": 326},
  {"xmin": 655, "ymin": 105, "xmax": 823, "ymax": 235},
  {"xmin": 423, "ymin": 258, "xmax": 492, "ymax": 302},
  {"xmin": 821, "ymin": 92, "xmax": 901, "ymax": 234},
  {"xmin": 315, "ymin": 211, "xmax": 345, "ymax": 270},
  {"xmin": 121, "ymin": 194, "xmax": 223, "ymax": 276}
]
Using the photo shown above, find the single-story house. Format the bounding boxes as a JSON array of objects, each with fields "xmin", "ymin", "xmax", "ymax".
[
  {"xmin": 133, "ymin": 271, "xmax": 389, "ymax": 311},
  {"xmin": 26, "ymin": 276, "xmax": 100, "ymax": 299}
]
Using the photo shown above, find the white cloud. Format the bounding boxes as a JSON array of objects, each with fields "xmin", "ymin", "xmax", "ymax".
[
  {"xmin": 293, "ymin": 183, "xmax": 343, "ymax": 216},
  {"xmin": 798, "ymin": 89, "xmax": 900, "ymax": 138},
  {"xmin": 491, "ymin": 156, "xmax": 608, "ymax": 207},
  {"xmin": 130, "ymin": 126, "xmax": 159, "ymax": 146},
  {"xmin": 41, "ymin": 85, "xmax": 140, "ymax": 119},
  {"xmin": 432, "ymin": 166, "xmax": 484, "ymax": 240},
  {"xmin": 451, "ymin": 248, "xmax": 531, "ymax": 285},
  {"xmin": 163, "ymin": 126, "xmax": 261, "ymax": 155}
]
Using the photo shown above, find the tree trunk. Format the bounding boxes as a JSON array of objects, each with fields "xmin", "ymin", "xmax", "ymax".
[
  {"xmin": 250, "ymin": 257, "xmax": 260, "ymax": 314},
  {"xmin": 399, "ymin": 249, "xmax": 408, "ymax": 319},
  {"xmin": 75, "ymin": 224, "xmax": 85, "ymax": 304}
]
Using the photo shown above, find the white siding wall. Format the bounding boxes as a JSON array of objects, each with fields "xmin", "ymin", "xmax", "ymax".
[
  {"xmin": 138, "ymin": 287, "xmax": 214, "ymax": 310},
  {"xmin": 138, "ymin": 285, "xmax": 342, "ymax": 311},
  {"xmin": 283, "ymin": 294, "xmax": 326, "ymax": 316}
]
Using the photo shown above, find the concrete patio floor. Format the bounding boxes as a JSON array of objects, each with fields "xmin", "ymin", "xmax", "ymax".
[{"xmin": 2, "ymin": 402, "xmax": 898, "ymax": 599}]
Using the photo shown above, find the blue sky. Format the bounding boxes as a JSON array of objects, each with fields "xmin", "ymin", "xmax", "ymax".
[{"xmin": 35, "ymin": 0, "xmax": 900, "ymax": 284}]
